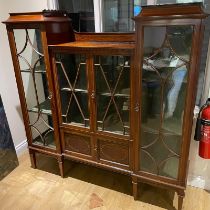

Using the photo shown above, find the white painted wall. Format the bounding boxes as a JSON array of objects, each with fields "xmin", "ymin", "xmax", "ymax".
[{"xmin": 0, "ymin": 0, "xmax": 48, "ymax": 154}]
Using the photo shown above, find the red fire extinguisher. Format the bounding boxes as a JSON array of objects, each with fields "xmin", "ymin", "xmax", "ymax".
[{"xmin": 194, "ymin": 98, "xmax": 210, "ymax": 159}]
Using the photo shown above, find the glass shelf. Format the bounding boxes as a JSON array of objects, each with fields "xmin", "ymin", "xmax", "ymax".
[
  {"xmin": 33, "ymin": 129, "xmax": 55, "ymax": 149},
  {"xmin": 100, "ymin": 92, "xmax": 130, "ymax": 98},
  {"xmin": 62, "ymin": 120, "xmax": 90, "ymax": 128},
  {"xmin": 28, "ymin": 98, "xmax": 52, "ymax": 115},
  {"xmin": 28, "ymin": 96, "xmax": 70, "ymax": 118},
  {"xmin": 61, "ymin": 87, "xmax": 130, "ymax": 98},
  {"xmin": 61, "ymin": 87, "xmax": 88, "ymax": 94},
  {"xmin": 20, "ymin": 65, "xmax": 46, "ymax": 74},
  {"xmin": 98, "ymin": 120, "xmax": 130, "ymax": 135}
]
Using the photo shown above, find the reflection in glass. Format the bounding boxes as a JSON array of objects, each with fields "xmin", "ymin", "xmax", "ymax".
[
  {"xmin": 14, "ymin": 29, "xmax": 55, "ymax": 148},
  {"xmin": 56, "ymin": 54, "xmax": 89, "ymax": 127},
  {"xmin": 103, "ymin": 0, "xmax": 134, "ymax": 32},
  {"xmin": 58, "ymin": 0, "xmax": 95, "ymax": 32},
  {"xmin": 94, "ymin": 56, "xmax": 130, "ymax": 135},
  {"xmin": 140, "ymin": 26, "xmax": 193, "ymax": 179}
]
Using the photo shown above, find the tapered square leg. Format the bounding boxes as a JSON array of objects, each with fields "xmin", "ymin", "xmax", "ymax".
[
  {"xmin": 58, "ymin": 156, "xmax": 64, "ymax": 178},
  {"xmin": 132, "ymin": 176, "xmax": 138, "ymax": 200},
  {"xmin": 29, "ymin": 150, "xmax": 37, "ymax": 169},
  {"xmin": 177, "ymin": 190, "xmax": 185, "ymax": 210}
]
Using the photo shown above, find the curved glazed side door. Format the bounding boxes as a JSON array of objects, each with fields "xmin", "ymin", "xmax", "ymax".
[
  {"xmin": 7, "ymin": 27, "xmax": 61, "ymax": 153},
  {"xmin": 136, "ymin": 22, "xmax": 202, "ymax": 183},
  {"xmin": 51, "ymin": 51, "xmax": 94, "ymax": 159}
]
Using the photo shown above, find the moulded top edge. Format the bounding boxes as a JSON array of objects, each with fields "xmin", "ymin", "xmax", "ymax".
[
  {"xmin": 2, "ymin": 11, "xmax": 71, "ymax": 25},
  {"xmin": 133, "ymin": 3, "xmax": 208, "ymax": 20}
]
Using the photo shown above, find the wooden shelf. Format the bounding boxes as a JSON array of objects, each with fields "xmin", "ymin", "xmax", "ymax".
[{"xmin": 49, "ymin": 41, "xmax": 135, "ymax": 55}]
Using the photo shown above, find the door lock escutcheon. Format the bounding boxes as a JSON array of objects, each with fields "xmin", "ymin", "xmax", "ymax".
[
  {"xmin": 48, "ymin": 92, "xmax": 53, "ymax": 100},
  {"xmin": 135, "ymin": 103, "xmax": 139, "ymax": 112},
  {"xmin": 91, "ymin": 91, "xmax": 95, "ymax": 99}
]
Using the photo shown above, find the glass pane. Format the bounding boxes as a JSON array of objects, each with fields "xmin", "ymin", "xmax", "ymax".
[
  {"xmin": 101, "ymin": 0, "xmax": 205, "ymax": 32},
  {"xmin": 103, "ymin": 0, "xmax": 134, "ymax": 32},
  {"xmin": 58, "ymin": 0, "xmax": 95, "ymax": 32},
  {"xmin": 56, "ymin": 54, "xmax": 89, "ymax": 127},
  {"xmin": 95, "ymin": 55, "xmax": 130, "ymax": 135},
  {"xmin": 58, "ymin": 0, "xmax": 209, "ymax": 108},
  {"xmin": 139, "ymin": 25, "xmax": 193, "ymax": 179},
  {"xmin": 14, "ymin": 29, "xmax": 55, "ymax": 149}
]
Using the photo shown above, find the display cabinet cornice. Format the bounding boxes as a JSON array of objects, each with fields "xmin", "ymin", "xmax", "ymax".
[{"xmin": 3, "ymin": 3, "xmax": 208, "ymax": 210}]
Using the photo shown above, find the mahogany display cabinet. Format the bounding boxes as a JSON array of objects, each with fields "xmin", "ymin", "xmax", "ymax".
[{"xmin": 3, "ymin": 4, "xmax": 208, "ymax": 210}]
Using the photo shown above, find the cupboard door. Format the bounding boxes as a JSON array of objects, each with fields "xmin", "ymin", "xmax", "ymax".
[
  {"xmin": 64, "ymin": 132, "xmax": 92, "ymax": 156},
  {"xmin": 14, "ymin": 29, "xmax": 56, "ymax": 149},
  {"xmin": 94, "ymin": 55, "xmax": 131, "ymax": 136},
  {"xmin": 139, "ymin": 25, "xmax": 193, "ymax": 179},
  {"xmin": 97, "ymin": 138, "xmax": 129, "ymax": 167},
  {"xmin": 55, "ymin": 54, "xmax": 90, "ymax": 128}
]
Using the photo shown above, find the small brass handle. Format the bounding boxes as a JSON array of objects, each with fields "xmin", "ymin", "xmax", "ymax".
[
  {"xmin": 48, "ymin": 92, "xmax": 53, "ymax": 100},
  {"xmin": 135, "ymin": 103, "xmax": 139, "ymax": 112},
  {"xmin": 91, "ymin": 91, "xmax": 95, "ymax": 99}
]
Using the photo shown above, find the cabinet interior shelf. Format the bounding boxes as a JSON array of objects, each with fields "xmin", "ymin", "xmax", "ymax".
[
  {"xmin": 61, "ymin": 87, "xmax": 88, "ymax": 93},
  {"xmin": 142, "ymin": 117, "xmax": 182, "ymax": 136},
  {"xmin": 28, "ymin": 99, "xmax": 52, "ymax": 115},
  {"xmin": 61, "ymin": 87, "xmax": 130, "ymax": 98},
  {"xmin": 33, "ymin": 129, "xmax": 55, "ymax": 149},
  {"xmin": 100, "ymin": 92, "xmax": 130, "ymax": 98},
  {"xmin": 20, "ymin": 65, "xmax": 46, "ymax": 74},
  {"xmin": 94, "ymin": 64, "xmax": 131, "ymax": 69}
]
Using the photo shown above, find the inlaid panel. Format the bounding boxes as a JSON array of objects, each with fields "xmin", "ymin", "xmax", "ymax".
[
  {"xmin": 98, "ymin": 139, "xmax": 129, "ymax": 165},
  {"xmin": 64, "ymin": 133, "xmax": 91, "ymax": 156}
]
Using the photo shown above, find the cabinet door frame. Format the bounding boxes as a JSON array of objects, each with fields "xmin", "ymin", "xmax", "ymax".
[
  {"xmin": 50, "ymin": 51, "xmax": 92, "ymax": 131},
  {"xmin": 7, "ymin": 24, "xmax": 61, "ymax": 154},
  {"xmin": 90, "ymin": 52, "xmax": 135, "ymax": 169},
  {"xmin": 50, "ymin": 50, "xmax": 94, "ymax": 163},
  {"xmin": 50, "ymin": 47, "xmax": 135, "ymax": 166},
  {"xmin": 91, "ymin": 53, "xmax": 134, "ymax": 138},
  {"xmin": 60, "ymin": 128, "xmax": 94, "ymax": 160},
  {"xmin": 134, "ymin": 19, "xmax": 204, "ymax": 187}
]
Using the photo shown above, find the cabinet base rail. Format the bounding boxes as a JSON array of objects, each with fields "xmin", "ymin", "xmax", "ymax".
[{"xmin": 28, "ymin": 148, "xmax": 185, "ymax": 210}]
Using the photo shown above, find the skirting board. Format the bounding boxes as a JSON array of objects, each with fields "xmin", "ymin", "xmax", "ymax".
[
  {"xmin": 187, "ymin": 174, "xmax": 210, "ymax": 191},
  {"xmin": 15, "ymin": 139, "xmax": 28, "ymax": 156}
]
